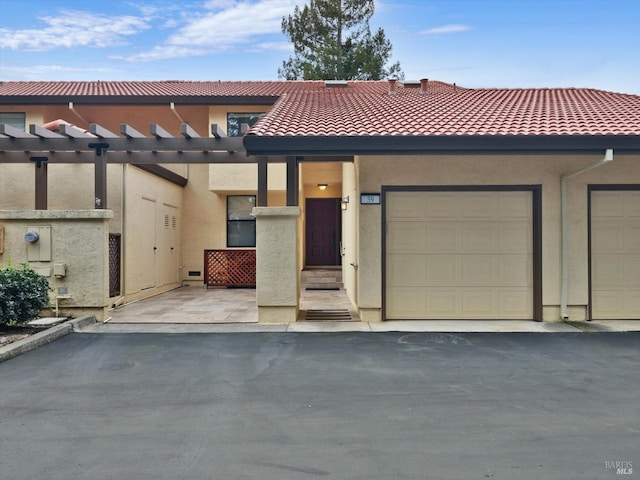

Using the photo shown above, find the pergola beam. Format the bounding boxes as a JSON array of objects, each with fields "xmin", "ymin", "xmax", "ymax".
[
  {"xmin": 150, "ymin": 123, "xmax": 173, "ymax": 139},
  {"xmin": 30, "ymin": 125, "xmax": 65, "ymax": 138},
  {"xmin": 0, "ymin": 136, "xmax": 244, "ymax": 153},
  {"xmin": 180, "ymin": 124, "xmax": 200, "ymax": 138},
  {"xmin": 90, "ymin": 123, "xmax": 119, "ymax": 138},
  {"xmin": 0, "ymin": 150, "xmax": 353, "ymax": 164}
]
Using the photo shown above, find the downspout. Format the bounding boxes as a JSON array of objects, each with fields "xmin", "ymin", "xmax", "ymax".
[
  {"xmin": 170, "ymin": 103, "xmax": 189, "ymax": 179},
  {"xmin": 560, "ymin": 149, "xmax": 613, "ymax": 320},
  {"xmin": 68, "ymin": 102, "xmax": 89, "ymax": 126}
]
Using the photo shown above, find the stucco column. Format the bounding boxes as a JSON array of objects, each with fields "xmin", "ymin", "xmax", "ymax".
[{"xmin": 252, "ymin": 206, "xmax": 301, "ymax": 323}]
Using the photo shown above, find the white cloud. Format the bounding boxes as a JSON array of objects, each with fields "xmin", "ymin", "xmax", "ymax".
[
  {"xmin": 420, "ymin": 24, "xmax": 472, "ymax": 35},
  {"xmin": 122, "ymin": 0, "xmax": 306, "ymax": 62},
  {"xmin": 0, "ymin": 9, "xmax": 151, "ymax": 51},
  {"xmin": 0, "ymin": 64, "xmax": 120, "ymax": 81}
]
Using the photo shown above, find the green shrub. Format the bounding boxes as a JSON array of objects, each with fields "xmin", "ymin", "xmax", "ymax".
[{"xmin": 0, "ymin": 264, "xmax": 51, "ymax": 325}]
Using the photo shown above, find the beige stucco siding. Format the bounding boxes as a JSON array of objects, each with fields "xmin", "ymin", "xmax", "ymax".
[{"xmin": 357, "ymin": 153, "xmax": 640, "ymax": 321}]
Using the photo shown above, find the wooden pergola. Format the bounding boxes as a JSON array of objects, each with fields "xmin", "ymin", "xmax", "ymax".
[{"xmin": 0, "ymin": 122, "xmax": 352, "ymax": 209}]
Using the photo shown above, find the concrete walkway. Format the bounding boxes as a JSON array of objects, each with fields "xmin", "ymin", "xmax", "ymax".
[{"xmin": 95, "ymin": 285, "xmax": 640, "ymax": 334}]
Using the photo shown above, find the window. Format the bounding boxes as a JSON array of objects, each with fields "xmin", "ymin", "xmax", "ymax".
[
  {"xmin": 0, "ymin": 112, "xmax": 26, "ymax": 131},
  {"xmin": 227, "ymin": 195, "xmax": 256, "ymax": 247},
  {"xmin": 227, "ymin": 112, "xmax": 262, "ymax": 137}
]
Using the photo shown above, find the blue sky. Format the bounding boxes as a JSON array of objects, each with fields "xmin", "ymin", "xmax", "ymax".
[{"xmin": 0, "ymin": 0, "xmax": 638, "ymax": 93}]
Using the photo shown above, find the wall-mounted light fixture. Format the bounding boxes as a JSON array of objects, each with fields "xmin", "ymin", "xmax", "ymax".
[
  {"xmin": 318, "ymin": 183, "xmax": 328, "ymax": 191},
  {"xmin": 341, "ymin": 195, "xmax": 350, "ymax": 210}
]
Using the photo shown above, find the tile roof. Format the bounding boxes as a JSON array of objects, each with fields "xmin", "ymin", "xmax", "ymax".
[
  {"xmin": 250, "ymin": 84, "xmax": 640, "ymax": 137},
  {"xmin": 1, "ymin": 80, "xmax": 638, "ymax": 137}
]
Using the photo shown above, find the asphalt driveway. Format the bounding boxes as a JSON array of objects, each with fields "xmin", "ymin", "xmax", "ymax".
[{"xmin": 0, "ymin": 332, "xmax": 638, "ymax": 480}]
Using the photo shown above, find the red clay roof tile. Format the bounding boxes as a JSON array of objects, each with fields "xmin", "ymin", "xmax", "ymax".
[{"xmin": 1, "ymin": 80, "xmax": 638, "ymax": 136}]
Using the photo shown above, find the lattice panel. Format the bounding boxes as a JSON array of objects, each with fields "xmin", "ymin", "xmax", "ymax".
[
  {"xmin": 204, "ymin": 249, "xmax": 256, "ymax": 287},
  {"xmin": 109, "ymin": 233, "xmax": 121, "ymax": 297}
]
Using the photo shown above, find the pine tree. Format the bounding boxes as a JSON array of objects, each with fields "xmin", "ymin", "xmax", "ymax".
[{"xmin": 279, "ymin": 0, "xmax": 403, "ymax": 80}]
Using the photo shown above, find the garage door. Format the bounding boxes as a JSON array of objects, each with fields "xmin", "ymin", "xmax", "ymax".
[
  {"xmin": 385, "ymin": 190, "xmax": 533, "ymax": 319},
  {"xmin": 591, "ymin": 190, "xmax": 640, "ymax": 319}
]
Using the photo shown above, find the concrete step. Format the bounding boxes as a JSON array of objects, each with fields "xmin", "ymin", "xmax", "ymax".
[{"xmin": 301, "ymin": 268, "xmax": 343, "ymax": 289}]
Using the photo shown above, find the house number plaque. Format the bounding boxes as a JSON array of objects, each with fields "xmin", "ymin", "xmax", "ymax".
[{"xmin": 360, "ymin": 193, "xmax": 380, "ymax": 204}]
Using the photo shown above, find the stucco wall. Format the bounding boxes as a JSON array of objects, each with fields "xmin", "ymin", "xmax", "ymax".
[
  {"xmin": 123, "ymin": 166, "xmax": 183, "ymax": 300},
  {"xmin": 0, "ymin": 210, "xmax": 112, "ymax": 319},
  {"xmin": 357, "ymin": 153, "xmax": 640, "ymax": 321}
]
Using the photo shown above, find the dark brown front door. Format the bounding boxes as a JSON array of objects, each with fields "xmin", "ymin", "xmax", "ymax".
[{"xmin": 305, "ymin": 198, "xmax": 341, "ymax": 266}]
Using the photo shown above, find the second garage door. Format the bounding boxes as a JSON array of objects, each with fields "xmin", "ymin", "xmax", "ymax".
[
  {"xmin": 385, "ymin": 190, "xmax": 534, "ymax": 320},
  {"xmin": 591, "ymin": 189, "xmax": 640, "ymax": 319}
]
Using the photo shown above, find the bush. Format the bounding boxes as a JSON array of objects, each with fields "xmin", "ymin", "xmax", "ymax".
[{"xmin": 0, "ymin": 264, "xmax": 51, "ymax": 325}]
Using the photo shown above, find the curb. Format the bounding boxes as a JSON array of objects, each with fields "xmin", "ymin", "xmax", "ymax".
[{"xmin": 0, "ymin": 315, "xmax": 96, "ymax": 363}]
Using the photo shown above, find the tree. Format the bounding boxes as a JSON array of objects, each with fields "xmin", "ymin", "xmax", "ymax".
[{"xmin": 279, "ymin": 0, "xmax": 403, "ymax": 81}]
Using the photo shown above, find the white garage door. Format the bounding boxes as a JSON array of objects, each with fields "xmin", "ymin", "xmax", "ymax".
[
  {"xmin": 386, "ymin": 191, "xmax": 533, "ymax": 320},
  {"xmin": 591, "ymin": 190, "xmax": 640, "ymax": 319}
]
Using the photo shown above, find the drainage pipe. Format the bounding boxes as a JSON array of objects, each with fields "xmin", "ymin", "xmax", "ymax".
[
  {"xmin": 560, "ymin": 149, "xmax": 613, "ymax": 320},
  {"xmin": 170, "ymin": 103, "xmax": 189, "ymax": 179}
]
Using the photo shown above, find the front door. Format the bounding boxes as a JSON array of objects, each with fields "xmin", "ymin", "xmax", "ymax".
[{"xmin": 306, "ymin": 198, "xmax": 341, "ymax": 266}]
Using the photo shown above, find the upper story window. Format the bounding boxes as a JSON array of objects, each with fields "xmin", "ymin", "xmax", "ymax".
[
  {"xmin": 0, "ymin": 112, "xmax": 26, "ymax": 131},
  {"xmin": 227, "ymin": 112, "xmax": 262, "ymax": 137}
]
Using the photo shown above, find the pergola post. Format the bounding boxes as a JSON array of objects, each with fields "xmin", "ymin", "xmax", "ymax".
[
  {"xmin": 286, "ymin": 156, "xmax": 300, "ymax": 206},
  {"xmin": 253, "ymin": 206, "xmax": 301, "ymax": 323},
  {"xmin": 31, "ymin": 156, "xmax": 48, "ymax": 210},
  {"xmin": 90, "ymin": 142, "xmax": 109, "ymax": 209},
  {"xmin": 257, "ymin": 156, "xmax": 268, "ymax": 206}
]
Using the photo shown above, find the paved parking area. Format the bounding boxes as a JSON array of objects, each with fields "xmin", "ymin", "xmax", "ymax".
[{"xmin": 1, "ymin": 332, "xmax": 638, "ymax": 479}]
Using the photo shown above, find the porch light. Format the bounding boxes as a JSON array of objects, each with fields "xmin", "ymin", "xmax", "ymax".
[
  {"xmin": 341, "ymin": 195, "xmax": 349, "ymax": 210},
  {"xmin": 318, "ymin": 183, "xmax": 328, "ymax": 190}
]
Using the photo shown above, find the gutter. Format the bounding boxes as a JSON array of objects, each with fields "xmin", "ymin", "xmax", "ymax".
[{"xmin": 560, "ymin": 149, "xmax": 613, "ymax": 320}]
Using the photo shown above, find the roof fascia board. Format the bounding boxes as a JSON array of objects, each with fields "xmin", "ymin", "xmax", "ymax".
[
  {"xmin": 243, "ymin": 135, "xmax": 640, "ymax": 156},
  {"xmin": 0, "ymin": 95, "xmax": 280, "ymax": 106}
]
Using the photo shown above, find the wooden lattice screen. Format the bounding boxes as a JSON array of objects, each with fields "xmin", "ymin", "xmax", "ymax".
[
  {"xmin": 108, "ymin": 233, "xmax": 121, "ymax": 297},
  {"xmin": 204, "ymin": 249, "xmax": 256, "ymax": 287}
]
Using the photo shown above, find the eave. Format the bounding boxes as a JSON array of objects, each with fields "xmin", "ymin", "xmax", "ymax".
[
  {"xmin": 243, "ymin": 134, "xmax": 640, "ymax": 156},
  {"xmin": 0, "ymin": 95, "xmax": 280, "ymax": 106}
]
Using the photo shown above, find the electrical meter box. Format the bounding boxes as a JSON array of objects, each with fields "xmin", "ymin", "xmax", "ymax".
[{"xmin": 26, "ymin": 225, "xmax": 51, "ymax": 262}]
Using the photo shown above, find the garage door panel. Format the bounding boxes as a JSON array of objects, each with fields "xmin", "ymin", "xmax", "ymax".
[
  {"xmin": 425, "ymin": 256, "xmax": 459, "ymax": 285},
  {"xmin": 461, "ymin": 224, "xmax": 499, "ymax": 253},
  {"xmin": 426, "ymin": 290, "xmax": 459, "ymax": 317},
  {"xmin": 591, "ymin": 190, "xmax": 640, "ymax": 319},
  {"xmin": 387, "ymin": 288, "xmax": 426, "ymax": 318},
  {"xmin": 462, "ymin": 256, "xmax": 496, "ymax": 285},
  {"xmin": 628, "ymin": 223, "xmax": 640, "ymax": 251},
  {"xmin": 498, "ymin": 192, "xmax": 532, "ymax": 218},
  {"xmin": 593, "ymin": 256, "xmax": 626, "ymax": 285},
  {"xmin": 592, "ymin": 191, "xmax": 625, "ymax": 217},
  {"xmin": 625, "ymin": 256, "xmax": 640, "ymax": 286},
  {"xmin": 387, "ymin": 193, "xmax": 426, "ymax": 220},
  {"xmin": 425, "ymin": 223, "xmax": 461, "ymax": 252},
  {"xmin": 499, "ymin": 290, "xmax": 533, "ymax": 317},
  {"xmin": 462, "ymin": 194, "xmax": 498, "ymax": 219},
  {"xmin": 386, "ymin": 190, "xmax": 533, "ymax": 320},
  {"xmin": 387, "ymin": 255, "xmax": 426, "ymax": 287},
  {"xmin": 592, "ymin": 222, "xmax": 625, "ymax": 252},
  {"xmin": 425, "ymin": 193, "xmax": 461, "ymax": 218},
  {"xmin": 498, "ymin": 256, "xmax": 532, "ymax": 286},
  {"xmin": 387, "ymin": 223, "xmax": 426, "ymax": 253},
  {"xmin": 625, "ymin": 192, "xmax": 640, "ymax": 216},
  {"xmin": 498, "ymin": 223, "xmax": 532, "ymax": 253},
  {"xmin": 461, "ymin": 290, "xmax": 495, "ymax": 316}
]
